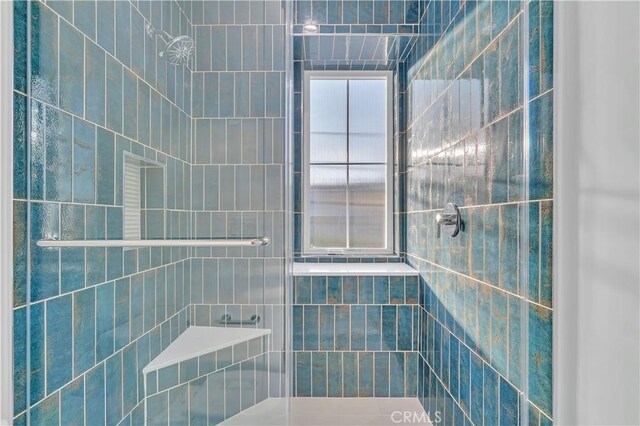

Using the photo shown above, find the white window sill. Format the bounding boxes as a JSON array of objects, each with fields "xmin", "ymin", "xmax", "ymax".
[{"xmin": 292, "ymin": 262, "xmax": 418, "ymax": 276}]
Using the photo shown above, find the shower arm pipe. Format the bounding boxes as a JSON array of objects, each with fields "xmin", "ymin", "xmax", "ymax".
[{"xmin": 36, "ymin": 237, "xmax": 271, "ymax": 248}]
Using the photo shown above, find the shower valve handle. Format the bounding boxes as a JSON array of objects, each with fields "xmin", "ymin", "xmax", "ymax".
[{"xmin": 436, "ymin": 203, "xmax": 461, "ymax": 238}]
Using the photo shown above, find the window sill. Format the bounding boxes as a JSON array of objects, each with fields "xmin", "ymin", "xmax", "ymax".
[{"xmin": 292, "ymin": 262, "xmax": 418, "ymax": 276}]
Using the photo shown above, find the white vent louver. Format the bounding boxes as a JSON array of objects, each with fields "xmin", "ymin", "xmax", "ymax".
[{"xmin": 123, "ymin": 155, "xmax": 141, "ymax": 240}]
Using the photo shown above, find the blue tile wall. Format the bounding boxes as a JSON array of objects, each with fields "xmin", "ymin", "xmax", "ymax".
[
  {"xmin": 187, "ymin": 0, "xmax": 289, "ymax": 404},
  {"xmin": 403, "ymin": 1, "xmax": 554, "ymax": 424},
  {"xmin": 12, "ymin": 0, "xmax": 202, "ymax": 424},
  {"xmin": 292, "ymin": 274, "xmax": 419, "ymax": 397}
]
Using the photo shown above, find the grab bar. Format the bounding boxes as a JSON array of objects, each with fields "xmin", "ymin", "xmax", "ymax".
[
  {"xmin": 36, "ymin": 237, "xmax": 271, "ymax": 248},
  {"xmin": 217, "ymin": 314, "xmax": 261, "ymax": 326}
]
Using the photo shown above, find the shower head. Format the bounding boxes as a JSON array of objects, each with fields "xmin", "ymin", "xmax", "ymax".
[
  {"xmin": 161, "ymin": 35, "xmax": 195, "ymax": 66},
  {"xmin": 145, "ymin": 23, "xmax": 194, "ymax": 66}
]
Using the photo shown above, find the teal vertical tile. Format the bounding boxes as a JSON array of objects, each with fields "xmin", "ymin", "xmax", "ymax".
[
  {"xmin": 491, "ymin": 289, "xmax": 508, "ymax": 377},
  {"xmin": 46, "ymin": 295, "xmax": 72, "ymax": 394},
  {"xmin": 508, "ymin": 295, "xmax": 522, "ymax": 388},
  {"xmin": 508, "ymin": 110, "xmax": 523, "ymax": 201},
  {"xmin": 96, "ymin": 128, "xmax": 115, "ymax": 205},
  {"xmin": 13, "ymin": 94, "xmax": 27, "ymax": 199},
  {"xmin": 114, "ymin": 278, "xmax": 130, "ymax": 351},
  {"xmin": 374, "ymin": 276, "xmax": 389, "ymax": 304},
  {"xmin": 106, "ymin": 354, "xmax": 122, "ymax": 426},
  {"xmin": 130, "ymin": 9, "xmax": 145, "ymax": 77},
  {"xmin": 390, "ymin": 351, "xmax": 405, "ymax": 397},
  {"xmin": 470, "ymin": 354, "xmax": 483, "ymax": 425},
  {"xmin": 374, "ymin": 352, "xmax": 390, "ymax": 397},
  {"xmin": 147, "ymin": 392, "xmax": 168, "ymax": 426},
  {"xmin": 404, "ymin": 352, "xmax": 417, "ymax": 397},
  {"xmin": 105, "ymin": 56, "xmax": 123, "ymax": 133},
  {"xmin": 500, "ymin": 204, "xmax": 519, "ymax": 293},
  {"xmin": 311, "ymin": 352, "xmax": 327, "ymax": 396},
  {"xmin": 85, "ymin": 40, "xmax": 106, "ymax": 124},
  {"xmin": 73, "ymin": 118, "xmax": 96, "ymax": 203},
  {"xmin": 334, "ymin": 305, "xmax": 350, "ymax": 350},
  {"xmin": 390, "ymin": 276, "xmax": 404, "ymax": 304},
  {"xmin": 342, "ymin": 352, "xmax": 358, "ymax": 397},
  {"xmin": 529, "ymin": 92, "xmax": 554, "ymax": 200},
  {"xmin": 86, "ymin": 364, "xmax": 105, "ymax": 426},
  {"xmin": 74, "ymin": 0, "xmax": 96, "ymax": 38},
  {"xmin": 366, "ymin": 305, "xmax": 381, "ymax": 351},
  {"xmin": 189, "ymin": 377, "xmax": 208, "ymax": 425},
  {"xmin": 291, "ymin": 305, "xmax": 304, "ymax": 350},
  {"xmin": 449, "ymin": 336, "xmax": 460, "ymax": 401},
  {"xmin": 59, "ymin": 19, "xmax": 84, "ymax": 116},
  {"xmin": 30, "ymin": 302, "xmax": 45, "ymax": 404},
  {"xmin": 499, "ymin": 376, "xmax": 519, "ymax": 426},
  {"xmin": 398, "ymin": 305, "xmax": 413, "ymax": 350},
  {"xmin": 13, "ymin": 307, "xmax": 26, "ymax": 413},
  {"xmin": 208, "ymin": 372, "xmax": 225, "ymax": 424},
  {"xmin": 225, "ymin": 364, "xmax": 241, "ymax": 418},
  {"xmin": 358, "ymin": 276, "xmax": 373, "ymax": 303},
  {"xmin": 45, "ymin": 106, "xmax": 73, "ymax": 202},
  {"xmin": 169, "ymin": 384, "xmax": 188, "ymax": 425},
  {"xmin": 491, "ymin": 116, "xmax": 509, "ymax": 205},
  {"xmin": 13, "ymin": 1, "xmax": 28, "ymax": 93},
  {"xmin": 60, "ymin": 377, "xmax": 84, "ymax": 426},
  {"xmin": 144, "ymin": 271, "xmax": 156, "ymax": 333},
  {"xmin": 529, "ymin": 0, "xmax": 541, "ymax": 97},
  {"xmin": 459, "ymin": 343, "xmax": 471, "ymax": 416},
  {"xmin": 382, "ymin": 306, "xmax": 397, "ymax": 351},
  {"xmin": 74, "ymin": 287, "xmax": 96, "ymax": 376},
  {"xmin": 130, "ymin": 274, "xmax": 144, "ymax": 340},
  {"xmin": 30, "ymin": 101, "xmax": 45, "ymax": 201},
  {"xmin": 96, "ymin": 282, "xmax": 115, "ymax": 362},
  {"xmin": 351, "ymin": 305, "xmax": 366, "ymax": 350},
  {"xmin": 319, "ymin": 305, "xmax": 335, "ymax": 350},
  {"xmin": 295, "ymin": 352, "xmax": 311, "ymax": 397},
  {"xmin": 529, "ymin": 304, "xmax": 552, "ymax": 417},
  {"xmin": 540, "ymin": 0, "xmax": 553, "ymax": 92},
  {"xmin": 484, "ymin": 206, "xmax": 500, "ymax": 286},
  {"xmin": 31, "ymin": 2, "xmax": 58, "ymax": 105},
  {"xmin": 500, "ymin": 22, "xmax": 520, "ymax": 115},
  {"xmin": 122, "ymin": 70, "xmax": 138, "ymax": 140},
  {"xmin": 358, "ymin": 352, "xmax": 374, "ymax": 397},
  {"xmin": 540, "ymin": 201, "xmax": 553, "ymax": 307},
  {"xmin": 327, "ymin": 352, "xmax": 343, "ymax": 397},
  {"xmin": 483, "ymin": 363, "xmax": 500, "ymax": 426},
  {"xmin": 31, "ymin": 392, "xmax": 59, "ymax": 426},
  {"xmin": 303, "ymin": 305, "xmax": 318, "ymax": 350},
  {"xmin": 342, "ymin": 276, "xmax": 358, "ymax": 303},
  {"xmin": 311, "ymin": 276, "xmax": 327, "ymax": 304},
  {"xmin": 122, "ymin": 343, "xmax": 138, "ymax": 414},
  {"xmin": 97, "ymin": 0, "xmax": 115, "ymax": 54},
  {"xmin": 327, "ymin": 276, "xmax": 342, "ymax": 303},
  {"xmin": 115, "ymin": 0, "xmax": 131, "ymax": 67}
]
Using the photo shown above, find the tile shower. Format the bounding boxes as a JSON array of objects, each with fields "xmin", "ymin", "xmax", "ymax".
[{"xmin": 10, "ymin": 1, "xmax": 553, "ymax": 426}]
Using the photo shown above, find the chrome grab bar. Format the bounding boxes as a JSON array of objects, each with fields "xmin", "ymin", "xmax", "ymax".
[
  {"xmin": 217, "ymin": 314, "xmax": 261, "ymax": 326},
  {"xmin": 36, "ymin": 237, "xmax": 271, "ymax": 248}
]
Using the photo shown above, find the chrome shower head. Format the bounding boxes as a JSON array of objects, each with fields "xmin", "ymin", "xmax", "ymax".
[
  {"xmin": 146, "ymin": 23, "xmax": 194, "ymax": 66},
  {"xmin": 161, "ymin": 35, "xmax": 195, "ymax": 66}
]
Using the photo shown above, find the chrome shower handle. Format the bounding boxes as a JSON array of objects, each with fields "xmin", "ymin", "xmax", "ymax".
[{"xmin": 436, "ymin": 203, "xmax": 461, "ymax": 238}]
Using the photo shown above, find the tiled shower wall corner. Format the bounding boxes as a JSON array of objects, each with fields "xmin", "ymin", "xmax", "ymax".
[
  {"xmin": 12, "ymin": 0, "xmax": 289, "ymax": 425},
  {"xmin": 13, "ymin": 0, "xmax": 193, "ymax": 425},
  {"xmin": 403, "ymin": 1, "xmax": 553, "ymax": 425},
  {"xmin": 186, "ymin": 0, "xmax": 289, "ymax": 400},
  {"xmin": 292, "ymin": 274, "xmax": 420, "ymax": 397}
]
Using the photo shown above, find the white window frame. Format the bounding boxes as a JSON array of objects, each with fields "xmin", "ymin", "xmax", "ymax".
[{"xmin": 303, "ymin": 70, "xmax": 394, "ymax": 256}]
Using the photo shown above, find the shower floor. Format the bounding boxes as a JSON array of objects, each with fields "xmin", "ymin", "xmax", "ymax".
[{"xmin": 221, "ymin": 397, "xmax": 432, "ymax": 425}]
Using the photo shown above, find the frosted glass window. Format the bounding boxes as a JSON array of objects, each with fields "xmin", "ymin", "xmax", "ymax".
[
  {"xmin": 309, "ymin": 80, "xmax": 348, "ymax": 163},
  {"xmin": 304, "ymin": 72, "xmax": 392, "ymax": 254}
]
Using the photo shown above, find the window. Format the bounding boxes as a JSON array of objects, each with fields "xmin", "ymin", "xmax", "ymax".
[{"xmin": 303, "ymin": 71, "xmax": 393, "ymax": 255}]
